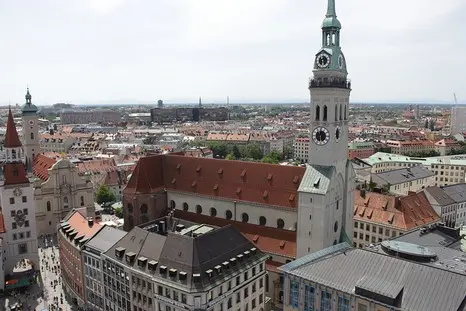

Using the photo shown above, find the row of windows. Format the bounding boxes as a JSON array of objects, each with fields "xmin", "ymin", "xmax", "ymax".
[
  {"xmin": 9, "ymin": 196, "xmax": 28, "ymax": 204},
  {"xmin": 12, "ymin": 231, "xmax": 31, "ymax": 240},
  {"xmin": 289, "ymin": 280, "xmax": 350, "ymax": 311},
  {"xmin": 127, "ymin": 204, "xmax": 148, "ymax": 214},
  {"xmin": 315, "ymin": 104, "xmax": 348, "ymax": 122}
]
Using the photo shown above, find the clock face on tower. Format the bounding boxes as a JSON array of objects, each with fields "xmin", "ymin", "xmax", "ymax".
[
  {"xmin": 335, "ymin": 126, "xmax": 341, "ymax": 142},
  {"xmin": 338, "ymin": 54, "xmax": 345, "ymax": 70},
  {"xmin": 313, "ymin": 127, "xmax": 330, "ymax": 145},
  {"xmin": 317, "ymin": 53, "xmax": 330, "ymax": 68},
  {"xmin": 28, "ymin": 120, "xmax": 34, "ymax": 125}
]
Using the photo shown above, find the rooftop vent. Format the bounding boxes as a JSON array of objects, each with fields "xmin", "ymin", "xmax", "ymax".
[
  {"xmin": 205, "ymin": 269, "xmax": 213, "ymax": 279},
  {"xmin": 213, "ymin": 184, "xmax": 219, "ymax": 191},
  {"xmin": 222, "ymin": 261, "xmax": 230, "ymax": 269},
  {"xmin": 237, "ymin": 254, "xmax": 244, "ymax": 261},
  {"xmin": 176, "ymin": 164, "xmax": 181, "ymax": 170},
  {"xmin": 236, "ymin": 187, "xmax": 242, "ymax": 195},
  {"xmin": 159, "ymin": 265, "xmax": 167, "ymax": 274},
  {"xmin": 230, "ymin": 258, "xmax": 237, "ymax": 266},
  {"xmin": 179, "ymin": 271, "xmax": 187, "ymax": 281},
  {"xmin": 289, "ymin": 194, "xmax": 295, "ymax": 202},
  {"xmin": 217, "ymin": 168, "xmax": 223, "ymax": 175},
  {"xmin": 193, "ymin": 274, "xmax": 201, "ymax": 283},
  {"xmin": 169, "ymin": 269, "xmax": 177, "ymax": 277},
  {"xmin": 125, "ymin": 252, "xmax": 136, "ymax": 264},
  {"xmin": 191, "ymin": 181, "xmax": 197, "ymax": 188},
  {"xmin": 280, "ymin": 241, "xmax": 286, "ymax": 249},
  {"xmin": 148, "ymin": 260, "xmax": 158, "ymax": 271},
  {"xmin": 171, "ymin": 178, "xmax": 176, "ymax": 184},
  {"xmin": 250, "ymin": 247, "xmax": 257, "ymax": 255},
  {"xmin": 175, "ymin": 224, "xmax": 185, "ymax": 232},
  {"xmin": 267, "ymin": 173, "xmax": 273, "ymax": 181},
  {"xmin": 263, "ymin": 190, "xmax": 268, "ymax": 199},
  {"xmin": 214, "ymin": 265, "xmax": 222, "ymax": 274},
  {"xmin": 293, "ymin": 176, "xmax": 300, "ymax": 184},
  {"xmin": 137, "ymin": 257, "xmax": 147, "ymax": 268},
  {"xmin": 196, "ymin": 166, "xmax": 201, "ymax": 173},
  {"xmin": 244, "ymin": 250, "xmax": 251, "ymax": 258},
  {"xmin": 115, "ymin": 247, "xmax": 125, "ymax": 258},
  {"xmin": 253, "ymin": 235, "xmax": 259, "ymax": 243},
  {"xmin": 241, "ymin": 170, "xmax": 247, "ymax": 178}
]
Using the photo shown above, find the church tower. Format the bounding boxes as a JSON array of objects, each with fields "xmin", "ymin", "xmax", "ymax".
[
  {"xmin": 296, "ymin": 0, "xmax": 354, "ymax": 257},
  {"xmin": 0, "ymin": 108, "xmax": 39, "ymax": 276},
  {"xmin": 21, "ymin": 88, "xmax": 39, "ymax": 169}
]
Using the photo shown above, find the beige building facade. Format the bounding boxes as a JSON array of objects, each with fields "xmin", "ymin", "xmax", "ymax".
[{"xmin": 34, "ymin": 158, "xmax": 95, "ymax": 235}]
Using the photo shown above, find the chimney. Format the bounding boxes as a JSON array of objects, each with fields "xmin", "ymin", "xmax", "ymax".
[
  {"xmin": 87, "ymin": 217, "xmax": 94, "ymax": 227},
  {"xmin": 49, "ymin": 128, "xmax": 54, "ymax": 135}
]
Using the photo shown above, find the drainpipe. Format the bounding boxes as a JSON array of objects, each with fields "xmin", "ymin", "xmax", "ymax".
[{"xmin": 234, "ymin": 200, "xmax": 237, "ymax": 221}]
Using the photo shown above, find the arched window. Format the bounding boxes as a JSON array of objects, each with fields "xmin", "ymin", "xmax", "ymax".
[
  {"xmin": 334, "ymin": 221, "xmax": 338, "ymax": 232},
  {"xmin": 335, "ymin": 104, "xmax": 338, "ymax": 121},
  {"xmin": 127, "ymin": 203, "xmax": 133, "ymax": 213},
  {"xmin": 315, "ymin": 105, "xmax": 320, "ymax": 121},
  {"xmin": 333, "ymin": 239, "xmax": 338, "ymax": 245},
  {"xmin": 169, "ymin": 200, "xmax": 176, "ymax": 209},
  {"xmin": 11, "ymin": 149, "xmax": 16, "ymax": 159},
  {"xmin": 30, "ymin": 133, "xmax": 34, "ymax": 140},
  {"xmin": 80, "ymin": 196, "xmax": 84, "ymax": 206},
  {"xmin": 46, "ymin": 201, "xmax": 51, "ymax": 212},
  {"xmin": 140, "ymin": 204, "xmax": 148, "ymax": 214},
  {"xmin": 241, "ymin": 213, "xmax": 249, "ymax": 223},
  {"xmin": 277, "ymin": 219, "xmax": 285, "ymax": 229},
  {"xmin": 183, "ymin": 202, "xmax": 189, "ymax": 211},
  {"xmin": 323, "ymin": 105, "xmax": 328, "ymax": 121},
  {"xmin": 340, "ymin": 103, "xmax": 343, "ymax": 120},
  {"xmin": 259, "ymin": 216, "xmax": 267, "ymax": 226},
  {"xmin": 225, "ymin": 210, "xmax": 233, "ymax": 220},
  {"xmin": 63, "ymin": 197, "xmax": 68, "ymax": 204},
  {"xmin": 196, "ymin": 205, "xmax": 202, "ymax": 214},
  {"xmin": 210, "ymin": 208, "xmax": 217, "ymax": 217},
  {"xmin": 344, "ymin": 105, "xmax": 347, "ymax": 120}
]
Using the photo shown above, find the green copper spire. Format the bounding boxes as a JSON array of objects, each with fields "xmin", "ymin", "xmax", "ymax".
[
  {"xmin": 322, "ymin": 0, "xmax": 341, "ymax": 29},
  {"xmin": 326, "ymin": 0, "xmax": 336, "ymax": 17}
]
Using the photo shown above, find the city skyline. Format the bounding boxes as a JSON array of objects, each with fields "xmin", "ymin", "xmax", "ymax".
[{"xmin": 0, "ymin": 0, "xmax": 465, "ymax": 105}]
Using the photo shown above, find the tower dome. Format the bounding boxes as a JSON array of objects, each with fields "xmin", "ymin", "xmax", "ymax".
[
  {"xmin": 321, "ymin": 0, "xmax": 341, "ymax": 29},
  {"xmin": 21, "ymin": 88, "xmax": 38, "ymax": 115}
]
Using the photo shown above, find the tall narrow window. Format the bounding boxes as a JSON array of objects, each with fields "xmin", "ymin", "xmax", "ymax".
[
  {"xmin": 340, "ymin": 103, "xmax": 343, "ymax": 120},
  {"xmin": 335, "ymin": 104, "xmax": 338, "ymax": 121},
  {"xmin": 344, "ymin": 105, "xmax": 347, "ymax": 120},
  {"xmin": 289, "ymin": 280, "xmax": 300, "ymax": 308},
  {"xmin": 323, "ymin": 105, "xmax": 328, "ymax": 121},
  {"xmin": 315, "ymin": 105, "xmax": 320, "ymax": 121},
  {"xmin": 30, "ymin": 133, "xmax": 34, "ymax": 140},
  {"xmin": 11, "ymin": 149, "xmax": 16, "ymax": 159}
]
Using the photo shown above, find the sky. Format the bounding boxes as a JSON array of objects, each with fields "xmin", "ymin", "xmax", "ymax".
[{"xmin": 0, "ymin": 0, "xmax": 465, "ymax": 105}]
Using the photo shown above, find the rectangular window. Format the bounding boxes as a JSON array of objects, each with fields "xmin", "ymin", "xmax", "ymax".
[
  {"xmin": 338, "ymin": 296, "xmax": 350, "ymax": 311},
  {"xmin": 304, "ymin": 285, "xmax": 315, "ymax": 311},
  {"xmin": 10, "ymin": 198, "xmax": 14, "ymax": 204},
  {"xmin": 320, "ymin": 290, "xmax": 332, "ymax": 311},
  {"xmin": 22, "ymin": 196, "xmax": 27, "ymax": 203},
  {"xmin": 289, "ymin": 280, "xmax": 299, "ymax": 308}
]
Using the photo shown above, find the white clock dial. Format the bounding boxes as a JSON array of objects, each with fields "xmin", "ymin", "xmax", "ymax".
[
  {"xmin": 312, "ymin": 126, "xmax": 330, "ymax": 145},
  {"xmin": 338, "ymin": 54, "xmax": 344, "ymax": 69},
  {"xmin": 335, "ymin": 126, "xmax": 341, "ymax": 142},
  {"xmin": 317, "ymin": 53, "xmax": 330, "ymax": 68},
  {"xmin": 28, "ymin": 120, "xmax": 34, "ymax": 125}
]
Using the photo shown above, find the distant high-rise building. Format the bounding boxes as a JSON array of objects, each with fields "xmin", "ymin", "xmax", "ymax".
[
  {"xmin": 157, "ymin": 99, "xmax": 163, "ymax": 108},
  {"xmin": 450, "ymin": 106, "xmax": 466, "ymax": 134}
]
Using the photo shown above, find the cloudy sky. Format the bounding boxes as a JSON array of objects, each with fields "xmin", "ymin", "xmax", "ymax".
[{"xmin": 0, "ymin": 0, "xmax": 464, "ymax": 105}]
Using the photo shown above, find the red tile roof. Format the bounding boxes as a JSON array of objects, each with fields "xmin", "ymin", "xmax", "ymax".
[
  {"xmin": 33, "ymin": 154, "xmax": 57, "ymax": 181},
  {"xmin": 3, "ymin": 163, "xmax": 29, "ymax": 185},
  {"xmin": 353, "ymin": 191, "xmax": 440, "ymax": 231},
  {"xmin": 65, "ymin": 210, "xmax": 103, "ymax": 238},
  {"xmin": 126, "ymin": 154, "xmax": 305, "ymax": 209},
  {"xmin": 266, "ymin": 260, "xmax": 284, "ymax": 273},
  {"xmin": 175, "ymin": 210, "xmax": 296, "ymax": 258},
  {"xmin": 4, "ymin": 108, "xmax": 22, "ymax": 148}
]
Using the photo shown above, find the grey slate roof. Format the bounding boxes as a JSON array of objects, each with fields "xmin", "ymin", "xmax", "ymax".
[
  {"xmin": 85, "ymin": 226, "xmax": 127, "ymax": 253},
  {"xmin": 104, "ymin": 216, "xmax": 267, "ymax": 290},
  {"xmin": 442, "ymin": 183, "xmax": 466, "ymax": 203},
  {"xmin": 371, "ymin": 165, "xmax": 434, "ymax": 186},
  {"xmin": 423, "ymin": 186, "xmax": 456, "ymax": 206},
  {"xmin": 282, "ymin": 243, "xmax": 466, "ymax": 311},
  {"xmin": 298, "ymin": 164, "xmax": 334, "ymax": 195}
]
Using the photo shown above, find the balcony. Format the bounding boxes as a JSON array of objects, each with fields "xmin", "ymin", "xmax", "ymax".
[{"xmin": 309, "ymin": 77, "xmax": 351, "ymax": 90}]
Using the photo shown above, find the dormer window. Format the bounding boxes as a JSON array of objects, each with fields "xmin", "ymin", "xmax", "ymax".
[{"xmin": 159, "ymin": 265, "xmax": 167, "ymax": 274}]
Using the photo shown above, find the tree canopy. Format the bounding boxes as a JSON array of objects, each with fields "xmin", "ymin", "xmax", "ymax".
[{"xmin": 96, "ymin": 184, "xmax": 116, "ymax": 206}]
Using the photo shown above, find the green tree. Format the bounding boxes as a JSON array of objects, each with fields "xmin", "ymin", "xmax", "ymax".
[
  {"xmin": 232, "ymin": 145, "xmax": 242, "ymax": 159},
  {"xmin": 96, "ymin": 185, "xmax": 116, "ymax": 206},
  {"xmin": 114, "ymin": 207, "xmax": 123, "ymax": 218},
  {"xmin": 225, "ymin": 153, "xmax": 235, "ymax": 160},
  {"xmin": 241, "ymin": 143, "xmax": 263, "ymax": 160},
  {"xmin": 208, "ymin": 142, "xmax": 229, "ymax": 158}
]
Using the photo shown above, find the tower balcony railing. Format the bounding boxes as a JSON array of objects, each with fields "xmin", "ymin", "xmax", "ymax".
[{"xmin": 309, "ymin": 77, "xmax": 351, "ymax": 90}]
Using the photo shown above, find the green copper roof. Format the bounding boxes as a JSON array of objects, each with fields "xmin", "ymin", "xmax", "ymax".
[
  {"xmin": 322, "ymin": 0, "xmax": 341, "ymax": 29},
  {"xmin": 21, "ymin": 88, "xmax": 38, "ymax": 115}
]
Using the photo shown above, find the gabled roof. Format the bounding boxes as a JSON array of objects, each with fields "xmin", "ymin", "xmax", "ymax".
[
  {"xmin": 423, "ymin": 186, "xmax": 455, "ymax": 206},
  {"xmin": 125, "ymin": 154, "xmax": 305, "ymax": 209},
  {"xmin": 33, "ymin": 154, "xmax": 58, "ymax": 181},
  {"xmin": 4, "ymin": 108, "xmax": 22, "ymax": 148}
]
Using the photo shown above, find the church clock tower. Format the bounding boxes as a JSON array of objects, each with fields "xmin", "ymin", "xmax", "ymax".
[
  {"xmin": 296, "ymin": 0, "xmax": 354, "ymax": 257},
  {"xmin": 21, "ymin": 88, "xmax": 39, "ymax": 169}
]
